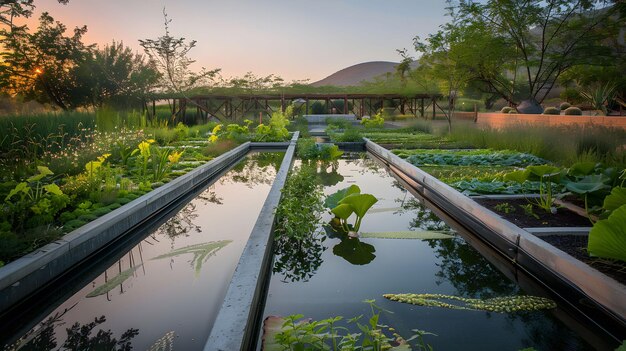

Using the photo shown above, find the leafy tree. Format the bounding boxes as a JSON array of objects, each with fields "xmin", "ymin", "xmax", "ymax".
[
  {"xmin": 82, "ymin": 41, "xmax": 160, "ymax": 108},
  {"xmin": 0, "ymin": 11, "xmax": 93, "ymax": 109},
  {"xmin": 139, "ymin": 8, "xmax": 219, "ymax": 95},
  {"xmin": 456, "ymin": 0, "xmax": 620, "ymax": 109}
]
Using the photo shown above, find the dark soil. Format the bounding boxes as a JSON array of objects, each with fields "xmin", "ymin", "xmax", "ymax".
[
  {"xmin": 541, "ymin": 235, "xmax": 626, "ymax": 286},
  {"xmin": 475, "ymin": 198, "xmax": 591, "ymax": 228}
]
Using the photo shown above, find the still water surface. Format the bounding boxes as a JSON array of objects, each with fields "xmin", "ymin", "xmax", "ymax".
[
  {"xmin": 4, "ymin": 152, "xmax": 283, "ymax": 351},
  {"xmin": 263, "ymin": 154, "xmax": 597, "ymax": 351}
]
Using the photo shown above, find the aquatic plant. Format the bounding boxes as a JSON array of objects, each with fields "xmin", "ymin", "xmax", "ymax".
[
  {"xmin": 383, "ymin": 293, "xmax": 557, "ymax": 313},
  {"xmin": 325, "ymin": 185, "xmax": 378, "ymax": 233},
  {"xmin": 262, "ymin": 300, "xmax": 433, "ymax": 351},
  {"xmin": 87, "ymin": 266, "xmax": 141, "ymax": 298},
  {"xmin": 152, "ymin": 240, "xmax": 231, "ymax": 276}
]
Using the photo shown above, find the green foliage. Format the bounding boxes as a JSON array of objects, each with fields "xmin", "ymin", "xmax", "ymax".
[
  {"xmin": 402, "ymin": 149, "xmax": 545, "ymax": 167},
  {"xmin": 588, "ymin": 205, "xmax": 626, "ymax": 262},
  {"xmin": 275, "ymin": 165, "xmax": 324, "ymax": 241},
  {"xmin": 559, "ymin": 102, "xmax": 571, "ymax": 111},
  {"xmin": 325, "ymin": 185, "xmax": 378, "ymax": 233},
  {"xmin": 361, "ymin": 110, "xmax": 385, "ymax": 129},
  {"xmin": 296, "ymin": 138, "xmax": 343, "ymax": 161},
  {"xmin": 494, "ymin": 202, "xmax": 515, "ymax": 214},
  {"xmin": 263, "ymin": 300, "xmax": 430, "ymax": 351},
  {"xmin": 328, "ymin": 126, "xmax": 363, "ymax": 143},
  {"xmin": 542, "ymin": 107, "xmax": 560, "ymax": 115},
  {"xmin": 580, "ymin": 82, "xmax": 618, "ymax": 116},
  {"xmin": 359, "ymin": 231, "xmax": 454, "ymax": 240},
  {"xmin": 563, "ymin": 106, "xmax": 583, "ymax": 115},
  {"xmin": 383, "ymin": 293, "xmax": 556, "ymax": 313},
  {"xmin": 451, "ymin": 179, "xmax": 545, "ymax": 195},
  {"xmin": 501, "ymin": 106, "xmax": 514, "ymax": 113}
]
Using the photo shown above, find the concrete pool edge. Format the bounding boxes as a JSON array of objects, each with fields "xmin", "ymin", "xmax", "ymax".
[
  {"xmin": 364, "ymin": 138, "xmax": 626, "ymax": 335},
  {"xmin": 203, "ymin": 132, "xmax": 299, "ymax": 351},
  {"xmin": 0, "ymin": 142, "xmax": 260, "ymax": 312}
]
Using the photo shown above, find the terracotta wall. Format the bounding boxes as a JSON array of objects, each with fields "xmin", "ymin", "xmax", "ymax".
[{"xmin": 472, "ymin": 113, "xmax": 626, "ymax": 130}]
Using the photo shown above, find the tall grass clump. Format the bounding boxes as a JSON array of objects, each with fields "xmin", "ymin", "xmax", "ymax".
[{"xmin": 445, "ymin": 121, "xmax": 626, "ymax": 168}]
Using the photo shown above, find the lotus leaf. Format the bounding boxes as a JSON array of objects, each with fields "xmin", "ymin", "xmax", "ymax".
[
  {"xmin": 331, "ymin": 203, "xmax": 354, "ymax": 220},
  {"xmin": 339, "ymin": 193, "xmax": 378, "ymax": 218},
  {"xmin": 503, "ymin": 169, "xmax": 530, "ymax": 183},
  {"xmin": 588, "ymin": 204, "xmax": 626, "ymax": 262},
  {"xmin": 563, "ymin": 174, "xmax": 609, "ymax": 195},
  {"xmin": 568, "ymin": 162, "xmax": 598, "ymax": 177},
  {"xmin": 360, "ymin": 231, "xmax": 454, "ymax": 240},
  {"xmin": 87, "ymin": 266, "xmax": 141, "ymax": 298},
  {"xmin": 527, "ymin": 165, "xmax": 561, "ymax": 180},
  {"xmin": 603, "ymin": 187, "xmax": 626, "ymax": 212},
  {"xmin": 324, "ymin": 184, "xmax": 360, "ymax": 209}
]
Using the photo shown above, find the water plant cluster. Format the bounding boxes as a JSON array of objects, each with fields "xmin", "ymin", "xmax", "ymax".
[{"xmin": 382, "ymin": 293, "xmax": 557, "ymax": 313}]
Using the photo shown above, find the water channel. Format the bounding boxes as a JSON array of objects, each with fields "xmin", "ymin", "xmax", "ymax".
[
  {"xmin": 2, "ymin": 152, "xmax": 284, "ymax": 351},
  {"xmin": 262, "ymin": 153, "xmax": 612, "ymax": 350}
]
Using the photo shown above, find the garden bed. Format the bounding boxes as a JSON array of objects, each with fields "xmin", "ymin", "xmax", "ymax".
[
  {"xmin": 540, "ymin": 234, "xmax": 626, "ymax": 286},
  {"xmin": 474, "ymin": 197, "xmax": 591, "ymax": 228}
]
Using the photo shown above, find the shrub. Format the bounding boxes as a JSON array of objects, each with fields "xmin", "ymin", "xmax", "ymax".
[
  {"xmin": 564, "ymin": 107, "xmax": 583, "ymax": 115},
  {"xmin": 508, "ymin": 109, "xmax": 517, "ymax": 114},
  {"xmin": 543, "ymin": 107, "xmax": 560, "ymax": 115},
  {"xmin": 501, "ymin": 106, "xmax": 514, "ymax": 113},
  {"xmin": 560, "ymin": 102, "xmax": 571, "ymax": 110}
]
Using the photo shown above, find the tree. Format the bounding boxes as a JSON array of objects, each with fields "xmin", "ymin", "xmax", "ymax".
[
  {"xmin": 456, "ymin": 0, "xmax": 620, "ymax": 111},
  {"xmin": 139, "ymin": 8, "xmax": 219, "ymax": 95},
  {"xmin": 0, "ymin": 11, "xmax": 92, "ymax": 109}
]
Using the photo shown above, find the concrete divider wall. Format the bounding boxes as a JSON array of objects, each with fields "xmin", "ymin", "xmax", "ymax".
[
  {"xmin": 364, "ymin": 138, "xmax": 626, "ymax": 326},
  {"xmin": 0, "ymin": 142, "xmax": 252, "ymax": 311},
  {"xmin": 204, "ymin": 132, "xmax": 299, "ymax": 351}
]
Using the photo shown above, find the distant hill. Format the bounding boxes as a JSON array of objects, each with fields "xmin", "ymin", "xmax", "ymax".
[{"xmin": 311, "ymin": 61, "xmax": 400, "ymax": 87}]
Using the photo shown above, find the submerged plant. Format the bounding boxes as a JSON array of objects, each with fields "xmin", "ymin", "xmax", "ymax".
[
  {"xmin": 87, "ymin": 266, "xmax": 141, "ymax": 298},
  {"xmin": 152, "ymin": 240, "xmax": 231, "ymax": 276},
  {"xmin": 383, "ymin": 293, "xmax": 557, "ymax": 313}
]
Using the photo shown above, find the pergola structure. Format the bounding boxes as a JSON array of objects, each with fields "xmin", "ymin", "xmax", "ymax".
[{"xmin": 143, "ymin": 93, "xmax": 445, "ymax": 123}]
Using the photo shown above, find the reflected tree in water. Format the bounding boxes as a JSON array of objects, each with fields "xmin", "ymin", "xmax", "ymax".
[
  {"xmin": 397, "ymin": 198, "xmax": 450, "ymax": 232},
  {"xmin": 273, "ymin": 233, "xmax": 326, "ymax": 283},
  {"xmin": 223, "ymin": 153, "xmax": 283, "ymax": 187},
  {"xmin": 6, "ymin": 314, "xmax": 138, "ymax": 351},
  {"xmin": 157, "ymin": 203, "xmax": 201, "ymax": 240}
]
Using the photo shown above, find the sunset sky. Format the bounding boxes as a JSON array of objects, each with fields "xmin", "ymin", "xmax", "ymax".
[{"xmin": 26, "ymin": 0, "xmax": 448, "ymax": 82}]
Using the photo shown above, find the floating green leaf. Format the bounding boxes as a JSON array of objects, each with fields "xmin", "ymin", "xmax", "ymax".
[
  {"xmin": 360, "ymin": 231, "xmax": 454, "ymax": 240},
  {"xmin": 368, "ymin": 207, "xmax": 403, "ymax": 214},
  {"xmin": 383, "ymin": 293, "xmax": 557, "ymax": 313},
  {"xmin": 152, "ymin": 240, "xmax": 232, "ymax": 276},
  {"xmin": 324, "ymin": 184, "xmax": 360, "ymax": 209},
  {"xmin": 603, "ymin": 187, "xmax": 626, "ymax": 212},
  {"xmin": 588, "ymin": 204, "xmax": 626, "ymax": 262},
  {"xmin": 87, "ymin": 266, "xmax": 141, "ymax": 298}
]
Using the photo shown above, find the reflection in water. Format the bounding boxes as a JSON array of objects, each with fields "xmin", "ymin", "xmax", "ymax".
[
  {"xmin": 429, "ymin": 238, "xmax": 594, "ymax": 351},
  {"xmin": 5, "ymin": 313, "xmax": 139, "ymax": 351},
  {"xmin": 151, "ymin": 241, "xmax": 232, "ymax": 277},
  {"xmin": 272, "ymin": 233, "xmax": 325, "ymax": 283},
  {"xmin": 225, "ymin": 153, "xmax": 283, "ymax": 187},
  {"xmin": 398, "ymin": 198, "xmax": 450, "ymax": 232},
  {"xmin": 332, "ymin": 236, "xmax": 376, "ymax": 265}
]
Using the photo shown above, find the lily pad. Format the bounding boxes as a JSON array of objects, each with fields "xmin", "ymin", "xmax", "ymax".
[
  {"xmin": 588, "ymin": 204, "xmax": 626, "ymax": 262},
  {"xmin": 87, "ymin": 265, "xmax": 141, "ymax": 298},
  {"xmin": 563, "ymin": 174, "xmax": 609, "ymax": 195},
  {"xmin": 360, "ymin": 231, "xmax": 454, "ymax": 240}
]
